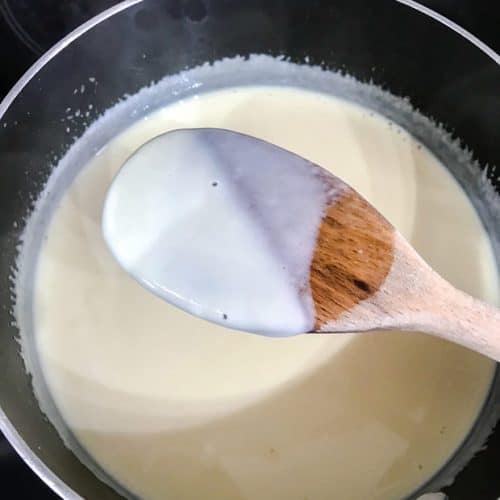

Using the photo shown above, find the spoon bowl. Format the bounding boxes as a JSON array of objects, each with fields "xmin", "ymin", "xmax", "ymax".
[{"xmin": 103, "ymin": 128, "xmax": 500, "ymax": 359}]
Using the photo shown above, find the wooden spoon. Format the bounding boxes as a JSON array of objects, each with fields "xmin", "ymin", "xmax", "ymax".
[{"xmin": 103, "ymin": 128, "xmax": 500, "ymax": 360}]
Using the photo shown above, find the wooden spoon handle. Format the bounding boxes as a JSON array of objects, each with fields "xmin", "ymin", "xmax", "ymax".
[
  {"xmin": 320, "ymin": 235, "xmax": 500, "ymax": 361},
  {"xmin": 411, "ymin": 283, "xmax": 500, "ymax": 360},
  {"xmin": 392, "ymin": 238, "xmax": 500, "ymax": 360}
]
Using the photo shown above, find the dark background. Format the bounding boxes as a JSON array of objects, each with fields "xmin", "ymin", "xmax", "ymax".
[{"xmin": 0, "ymin": 1, "xmax": 498, "ymax": 498}]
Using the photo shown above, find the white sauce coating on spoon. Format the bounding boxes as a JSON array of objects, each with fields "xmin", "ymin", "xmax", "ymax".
[{"xmin": 103, "ymin": 129, "xmax": 343, "ymax": 335}]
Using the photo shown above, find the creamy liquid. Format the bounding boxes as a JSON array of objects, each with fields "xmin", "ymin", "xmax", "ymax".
[
  {"xmin": 103, "ymin": 128, "xmax": 343, "ymax": 335},
  {"xmin": 32, "ymin": 85, "xmax": 498, "ymax": 499}
]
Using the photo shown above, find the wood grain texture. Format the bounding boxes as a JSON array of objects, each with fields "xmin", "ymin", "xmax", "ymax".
[
  {"xmin": 309, "ymin": 188, "xmax": 395, "ymax": 329},
  {"xmin": 311, "ymin": 206, "xmax": 500, "ymax": 361}
]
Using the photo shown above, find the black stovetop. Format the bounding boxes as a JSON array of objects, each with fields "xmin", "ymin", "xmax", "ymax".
[{"xmin": 0, "ymin": 1, "xmax": 498, "ymax": 499}]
